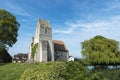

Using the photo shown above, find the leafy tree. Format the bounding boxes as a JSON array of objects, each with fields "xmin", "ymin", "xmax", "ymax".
[
  {"xmin": 0, "ymin": 9, "xmax": 20, "ymax": 49},
  {"xmin": 81, "ymin": 35, "xmax": 120, "ymax": 65}
]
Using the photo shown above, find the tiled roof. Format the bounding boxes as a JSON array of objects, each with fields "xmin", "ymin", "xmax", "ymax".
[{"xmin": 53, "ymin": 40, "xmax": 68, "ymax": 51}]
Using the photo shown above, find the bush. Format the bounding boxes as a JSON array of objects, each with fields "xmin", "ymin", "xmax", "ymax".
[
  {"xmin": 19, "ymin": 62, "xmax": 66, "ymax": 80},
  {"xmin": 20, "ymin": 61, "xmax": 99, "ymax": 80},
  {"xmin": 92, "ymin": 68, "xmax": 120, "ymax": 80},
  {"xmin": 66, "ymin": 61, "xmax": 99, "ymax": 80}
]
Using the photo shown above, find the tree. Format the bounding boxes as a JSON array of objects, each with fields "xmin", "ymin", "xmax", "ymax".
[
  {"xmin": 0, "ymin": 9, "xmax": 20, "ymax": 49},
  {"xmin": 81, "ymin": 35, "xmax": 120, "ymax": 65}
]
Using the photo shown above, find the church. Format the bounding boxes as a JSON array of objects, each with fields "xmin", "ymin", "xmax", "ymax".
[{"xmin": 28, "ymin": 19, "xmax": 69, "ymax": 62}]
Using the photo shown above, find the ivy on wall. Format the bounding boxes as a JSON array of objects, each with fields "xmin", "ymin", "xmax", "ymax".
[{"xmin": 31, "ymin": 43, "xmax": 38, "ymax": 60}]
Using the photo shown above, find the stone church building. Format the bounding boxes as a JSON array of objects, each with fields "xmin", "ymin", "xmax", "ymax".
[{"xmin": 28, "ymin": 19, "xmax": 69, "ymax": 62}]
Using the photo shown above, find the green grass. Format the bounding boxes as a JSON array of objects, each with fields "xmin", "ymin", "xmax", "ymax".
[{"xmin": 0, "ymin": 63, "xmax": 36, "ymax": 80}]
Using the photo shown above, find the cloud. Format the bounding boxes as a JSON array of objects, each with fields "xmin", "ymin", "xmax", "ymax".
[
  {"xmin": 54, "ymin": 15, "xmax": 120, "ymax": 35},
  {"xmin": 80, "ymin": 16, "xmax": 120, "ymax": 37},
  {"xmin": 53, "ymin": 25, "xmax": 77, "ymax": 34},
  {"xmin": 6, "ymin": 2, "xmax": 31, "ymax": 16},
  {"xmin": 53, "ymin": 21, "xmax": 83, "ymax": 34},
  {"xmin": 53, "ymin": 15, "xmax": 120, "ymax": 58}
]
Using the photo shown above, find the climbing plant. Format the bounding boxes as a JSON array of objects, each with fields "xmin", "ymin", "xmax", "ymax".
[{"xmin": 31, "ymin": 43, "xmax": 38, "ymax": 60}]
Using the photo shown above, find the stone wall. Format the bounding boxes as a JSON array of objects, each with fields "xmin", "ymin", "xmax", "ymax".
[
  {"xmin": 28, "ymin": 19, "xmax": 68, "ymax": 62},
  {"xmin": 55, "ymin": 51, "xmax": 69, "ymax": 61}
]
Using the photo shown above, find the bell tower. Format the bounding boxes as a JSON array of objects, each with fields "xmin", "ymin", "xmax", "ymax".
[{"xmin": 29, "ymin": 18, "xmax": 54, "ymax": 62}]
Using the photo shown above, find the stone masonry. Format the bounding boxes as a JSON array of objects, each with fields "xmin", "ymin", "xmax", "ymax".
[{"xmin": 28, "ymin": 19, "xmax": 69, "ymax": 62}]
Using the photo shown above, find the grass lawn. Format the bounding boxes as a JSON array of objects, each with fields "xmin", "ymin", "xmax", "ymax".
[{"xmin": 0, "ymin": 63, "xmax": 36, "ymax": 80}]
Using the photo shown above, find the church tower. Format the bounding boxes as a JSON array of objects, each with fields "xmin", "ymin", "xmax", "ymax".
[{"xmin": 28, "ymin": 19, "xmax": 54, "ymax": 62}]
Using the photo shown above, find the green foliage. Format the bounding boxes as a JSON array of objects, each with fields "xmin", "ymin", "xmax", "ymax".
[
  {"xmin": 19, "ymin": 62, "xmax": 66, "ymax": 80},
  {"xmin": 92, "ymin": 68, "xmax": 120, "ymax": 80},
  {"xmin": 0, "ymin": 48, "xmax": 12, "ymax": 63},
  {"xmin": 0, "ymin": 46, "xmax": 4, "ymax": 53},
  {"xmin": 31, "ymin": 43, "xmax": 38, "ymax": 60},
  {"xmin": 0, "ymin": 9, "xmax": 20, "ymax": 48},
  {"xmin": 65, "ymin": 61, "xmax": 99, "ymax": 80},
  {"xmin": 20, "ymin": 61, "xmax": 99, "ymax": 80},
  {"xmin": 65, "ymin": 61, "xmax": 88, "ymax": 80},
  {"xmin": 0, "ymin": 63, "xmax": 37, "ymax": 80},
  {"xmin": 2, "ymin": 62, "xmax": 119, "ymax": 80},
  {"xmin": 0, "ymin": 47, "xmax": 3, "ymax": 53},
  {"xmin": 81, "ymin": 35, "xmax": 120, "ymax": 65}
]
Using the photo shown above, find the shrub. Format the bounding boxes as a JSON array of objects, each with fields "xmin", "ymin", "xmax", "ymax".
[
  {"xmin": 20, "ymin": 61, "xmax": 99, "ymax": 80},
  {"xmin": 19, "ymin": 62, "xmax": 66, "ymax": 80}
]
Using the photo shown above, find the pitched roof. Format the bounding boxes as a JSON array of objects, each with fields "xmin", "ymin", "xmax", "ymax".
[
  {"xmin": 53, "ymin": 40, "xmax": 68, "ymax": 51},
  {"xmin": 14, "ymin": 53, "xmax": 28, "ymax": 58}
]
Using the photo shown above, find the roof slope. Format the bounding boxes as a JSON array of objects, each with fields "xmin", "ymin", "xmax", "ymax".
[{"xmin": 53, "ymin": 40, "xmax": 68, "ymax": 51}]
